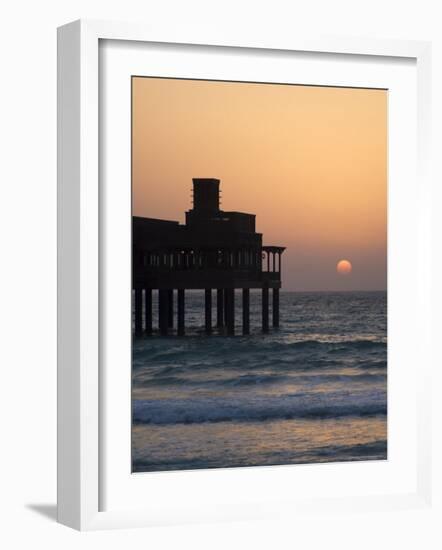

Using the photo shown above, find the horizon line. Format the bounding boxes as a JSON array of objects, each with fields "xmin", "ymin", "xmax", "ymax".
[
  {"xmin": 180, "ymin": 289, "xmax": 387, "ymax": 293},
  {"xmin": 281, "ymin": 289, "xmax": 387, "ymax": 293}
]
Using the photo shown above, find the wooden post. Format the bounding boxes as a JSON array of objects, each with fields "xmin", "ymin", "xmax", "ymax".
[
  {"xmin": 134, "ymin": 288, "xmax": 142, "ymax": 336},
  {"xmin": 177, "ymin": 289, "xmax": 185, "ymax": 336},
  {"xmin": 205, "ymin": 288, "xmax": 212, "ymax": 334},
  {"xmin": 158, "ymin": 289, "xmax": 169, "ymax": 335},
  {"xmin": 262, "ymin": 285, "xmax": 269, "ymax": 333},
  {"xmin": 144, "ymin": 288, "xmax": 152, "ymax": 334},
  {"xmin": 216, "ymin": 288, "xmax": 224, "ymax": 328},
  {"xmin": 167, "ymin": 289, "xmax": 174, "ymax": 328},
  {"xmin": 273, "ymin": 288, "xmax": 280, "ymax": 328},
  {"xmin": 242, "ymin": 288, "xmax": 250, "ymax": 335},
  {"xmin": 226, "ymin": 288, "xmax": 235, "ymax": 335}
]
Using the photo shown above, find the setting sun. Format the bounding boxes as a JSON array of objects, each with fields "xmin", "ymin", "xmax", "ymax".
[{"xmin": 337, "ymin": 259, "xmax": 352, "ymax": 275}]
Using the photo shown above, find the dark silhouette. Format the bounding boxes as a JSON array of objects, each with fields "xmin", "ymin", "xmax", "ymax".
[{"xmin": 133, "ymin": 178, "xmax": 285, "ymax": 335}]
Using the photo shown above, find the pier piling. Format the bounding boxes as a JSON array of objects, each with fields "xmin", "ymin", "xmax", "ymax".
[
  {"xmin": 273, "ymin": 288, "xmax": 280, "ymax": 328},
  {"xmin": 205, "ymin": 288, "xmax": 212, "ymax": 334},
  {"xmin": 177, "ymin": 289, "xmax": 185, "ymax": 336},
  {"xmin": 145, "ymin": 288, "xmax": 152, "ymax": 334},
  {"xmin": 223, "ymin": 288, "xmax": 229, "ymax": 327},
  {"xmin": 134, "ymin": 288, "xmax": 143, "ymax": 336}
]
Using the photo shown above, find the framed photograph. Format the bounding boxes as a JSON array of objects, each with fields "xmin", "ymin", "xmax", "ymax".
[{"xmin": 57, "ymin": 20, "xmax": 432, "ymax": 530}]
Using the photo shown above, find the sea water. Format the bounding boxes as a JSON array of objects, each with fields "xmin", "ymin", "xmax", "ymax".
[{"xmin": 132, "ymin": 291, "xmax": 387, "ymax": 472}]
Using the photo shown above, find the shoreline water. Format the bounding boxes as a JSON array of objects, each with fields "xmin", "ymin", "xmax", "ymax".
[{"xmin": 132, "ymin": 291, "xmax": 387, "ymax": 472}]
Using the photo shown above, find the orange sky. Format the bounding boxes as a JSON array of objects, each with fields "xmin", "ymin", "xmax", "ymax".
[{"xmin": 132, "ymin": 77, "xmax": 387, "ymax": 291}]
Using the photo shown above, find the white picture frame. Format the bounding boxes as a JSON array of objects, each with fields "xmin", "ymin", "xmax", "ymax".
[{"xmin": 57, "ymin": 19, "xmax": 432, "ymax": 531}]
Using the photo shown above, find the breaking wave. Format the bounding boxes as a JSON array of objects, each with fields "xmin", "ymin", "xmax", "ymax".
[{"xmin": 133, "ymin": 390, "xmax": 387, "ymax": 425}]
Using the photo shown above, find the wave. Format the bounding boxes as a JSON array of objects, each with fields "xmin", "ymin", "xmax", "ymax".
[
  {"xmin": 313, "ymin": 439, "xmax": 387, "ymax": 459},
  {"xmin": 222, "ymin": 372, "xmax": 386, "ymax": 386},
  {"xmin": 134, "ymin": 371, "xmax": 386, "ymax": 389},
  {"xmin": 132, "ymin": 438, "xmax": 387, "ymax": 472},
  {"xmin": 135, "ymin": 337, "xmax": 386, "ymax": 351},
  {"xmin": 133, "ymin": 340, "xmax": 387, "ymax": 375},
  {"xmin": 132, "ymin": 439, "xmax": 387, "ymax": 472},
  {"xmin": 132, "ymin": 391, "xmax": 387, "ymax": 425},
  {"xmin": 282, "ymin": 339, "xmax": 386, "ymax": 350}
]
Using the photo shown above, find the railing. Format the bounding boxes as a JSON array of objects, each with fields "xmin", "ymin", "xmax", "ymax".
[{"xmin": 135, "ymin": 246, "xmax": 284, "ymax": 274}]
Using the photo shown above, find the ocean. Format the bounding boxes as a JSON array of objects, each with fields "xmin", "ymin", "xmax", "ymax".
[{"xmin": 132, "ymin": 291, "xmax": 387, "ymax": 472}]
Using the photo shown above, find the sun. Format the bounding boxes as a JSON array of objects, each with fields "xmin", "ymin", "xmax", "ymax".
[{"xmin": 337, "ymin": 259, "xmax": 352, "ymax": 275}]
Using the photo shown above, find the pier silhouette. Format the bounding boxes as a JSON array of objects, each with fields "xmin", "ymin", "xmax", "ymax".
[{"xmin": 133, "ymin": 178, "xmax": 285, "ymax": 336}]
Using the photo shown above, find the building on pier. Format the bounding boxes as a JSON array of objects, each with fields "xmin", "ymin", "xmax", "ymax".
[{"xmin": 132, "ymin": 178, "xmax": 285, "ymax": 335}]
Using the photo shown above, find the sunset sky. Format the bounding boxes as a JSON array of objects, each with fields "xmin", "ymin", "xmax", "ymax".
[{"xmin": 132, "ymin": 77, "xmax": 387, "ymax": 292}]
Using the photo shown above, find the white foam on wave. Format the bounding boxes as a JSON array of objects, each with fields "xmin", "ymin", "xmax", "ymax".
[{"xmin": 133, "ymin": 388, "xmax": 387, "ymax": 425}]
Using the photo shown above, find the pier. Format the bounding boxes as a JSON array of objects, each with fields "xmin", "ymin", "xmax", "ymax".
[{"xmin": 133, "ymin": 178, "xmax": 285, "ymax": 336}]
